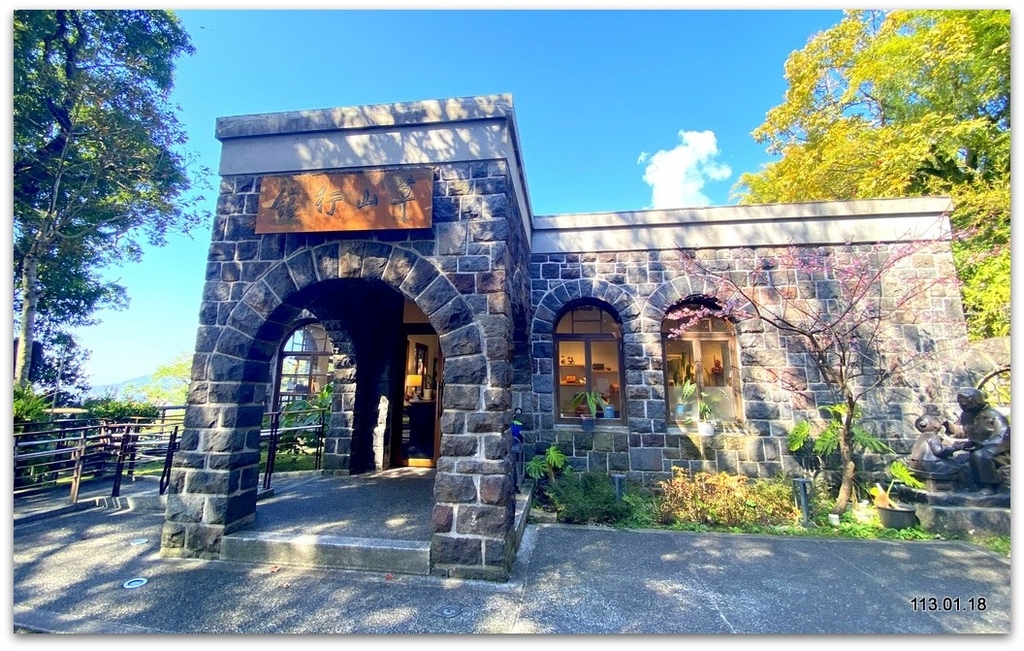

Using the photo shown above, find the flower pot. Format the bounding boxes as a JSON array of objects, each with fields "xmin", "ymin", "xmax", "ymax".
[
  {"xmin": 696, "ymin": 421, "xmax": 715, "ymax": 436},
  {"xmin": 877, "ymin": 504, "xmax": 918, "ymax": 530},
  {"xmin": 580, "ymin": 415, "xmax": 595, "ymax": 432},
  {"xmin": 602, "ymin": 405, "xmax": 615, "ymax": 419}
]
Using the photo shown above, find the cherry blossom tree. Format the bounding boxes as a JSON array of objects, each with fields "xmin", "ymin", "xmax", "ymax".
[{"xmin": 668, "ymin": 229, "xmax": 966, "ymax": 512}]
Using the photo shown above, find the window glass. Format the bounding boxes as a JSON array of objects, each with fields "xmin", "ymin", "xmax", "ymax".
[
  {"xmin": 275, "ymin": 322, "xmax": 332, "ymax": 410},
  {"xmin": 554, "ymin": 305, "xmax": 623, "ymax": 422},
  {"xmin": 662, "ymin": 309, "xmax": 741, "ymax": 427}
]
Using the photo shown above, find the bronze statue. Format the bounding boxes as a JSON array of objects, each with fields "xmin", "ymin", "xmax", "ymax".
[
  {"xmin": 909, "ymin": 388, "xmax": 1010, "ymax": 494},
  {"xmin": 908, "ymin": 414, "xmax": 972, "ymax": 479}
]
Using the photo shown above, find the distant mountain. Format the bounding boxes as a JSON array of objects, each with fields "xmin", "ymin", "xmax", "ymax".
[{"xmin": 85, "ymin": 374, "xmax": 179, "ymax": 400}]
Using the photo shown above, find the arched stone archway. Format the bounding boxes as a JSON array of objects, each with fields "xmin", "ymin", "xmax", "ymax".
[{"xmin": 163, "ymin": 239, "xmax": 517, "ymax": 579}]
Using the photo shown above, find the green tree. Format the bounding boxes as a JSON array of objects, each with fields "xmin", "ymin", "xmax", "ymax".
[
  {"xmin": 30, "ymin": 332, "xmax": 92, "ymax": 406},
  {"xmin": 735, "ymin": 10, "xmax": 1010, "ymax": 339},
  {"xmin": 13, "ymin": 10, "xmax": 206, "ymax": 387},
  {"xmin": 131, "ymin": 351, "xmax": 192, "ymax": 405}
]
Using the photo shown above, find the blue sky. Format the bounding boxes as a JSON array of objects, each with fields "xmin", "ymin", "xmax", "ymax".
[{"xmin": 58, "ymin": 8, "xmax": 849, "ymax": 387}]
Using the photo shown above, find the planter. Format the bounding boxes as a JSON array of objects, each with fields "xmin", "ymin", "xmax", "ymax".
[
  {"xmin": 580, "ymin": 415, "xmax": 596, "ymax": 432},
  {"xmin": 673, "ymin": 402, "xmax": 687, "ymax": 418},
  {"xmin": 696, "ymin": 421, "xmax": 716, "ymax": 436},
  {"xmin": 877, "ymin": 504, "xmax": 918, "ymax": 530}
]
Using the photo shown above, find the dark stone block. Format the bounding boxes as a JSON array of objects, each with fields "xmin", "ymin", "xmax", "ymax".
[
  {"xmin": 479, "ymin": 474, "xmax": 511, "ymax": 506},
  {"xmin": 451, "ymin": 273, "xmax": 476, "ymax": 294},
  {"xmin": 185, "ymin": 470, "xmax": 231, "ymax": 495},
  {"xmin": 456, "ymin": 505, "xmax": 511, "ymax": 536},
  {"xmin": 434, "ymin": 473, "xmax": 478, "ymax": 503},
  {"xmin": 430, "ymin": 297, "xmax": 473, "ymax": 333},
  {"xmin": 470, "ymin": 219, "xmax": 509, "ymax": 243},
  {"xmin": 582, "ymin": 451, "xmax": 605, "ymax": 471},
  {"xmin": 214, "ymin": 327, "xmax": 254, "ymax": 359},
  {"xmin": 440, "ymin": 434, "xmax": 478, "ymax": 457},
  {"xmin": 458, "ymin": 255, "xmax": 491, "ymax": 273},
  {"xmin": 483, "ymin": 388, "xmax": 511, "ymax": 411},
  {"xmin": 382, "ymin": 247, "xmax": 419, "ymax": 287},
  {"xmin": 444, "ymin": 384, "xmax": 480, "ymax": 410},
  {"xmin": 285, "ymin": 250, "xmax": 318, "ymax": 288},
  {"xmin": 419, "ymin": 275, "xmax": 459, "ymax": 315},
  {"xmin": 433, "ymin": 196, "xmax": 459, "ymax": 222},
  {"xmin": 467, "ymin": 411, "xmax": 507, "ymax": 433},
  {"xmin": 259, "ymin": 235, "xmax": 285, "ymax": 261},
  {"xmin": 482, "ymin": 433, "xmax": 510, "ymax": 459},
  {"xmin": 431, "ymin": 535, "xmax": 481, "ymax": 566},
  {"xmin": 608, "ymin": 452, "xmax": 630, "ymax": 471},
  {"xmin": 433, "ymin": 505, "xmax": 454, "ymax": 533},
  {"xmin": 477, "ymin": 271, "xmax": 506, "ymax": 293},
  {"xmin": 445, "ymin": 354, "xmax": 488, "ymax": 385},
  {"xmin": 401, "ymin": 257, "xmax": 440, "ymax": 297},
  {"xmin": 630, "ymin": 447, "xmax": 663, "ymax": 471}
]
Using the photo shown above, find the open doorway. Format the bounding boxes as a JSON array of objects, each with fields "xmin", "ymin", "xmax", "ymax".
[{"xmin": 391, "ymin": 301, "xmax": 442, "ymax": 468}]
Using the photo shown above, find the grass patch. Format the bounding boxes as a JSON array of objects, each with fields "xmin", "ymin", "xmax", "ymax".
[{"xmin": 260, "ymin": 450, "xmax": 318, "ymax": 473}]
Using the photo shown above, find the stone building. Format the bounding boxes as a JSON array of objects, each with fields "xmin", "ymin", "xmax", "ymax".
[{"xmin": 160, "ymin": 94, "xmax": 971, "ymax": 580}]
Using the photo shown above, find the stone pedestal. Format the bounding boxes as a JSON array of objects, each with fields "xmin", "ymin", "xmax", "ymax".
[{"xmin": 899, "ymin": 486, "xmax": 1010, "ymax": 538}]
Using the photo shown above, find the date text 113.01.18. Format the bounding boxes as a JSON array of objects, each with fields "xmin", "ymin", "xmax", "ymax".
[{"xmin": 911, "ymin": 597, "xmax": 986, "ymax": 611}]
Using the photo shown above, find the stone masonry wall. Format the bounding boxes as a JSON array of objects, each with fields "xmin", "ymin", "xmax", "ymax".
[
  {"xmin": 527, "ymin": 243, "xmax": 970, "ymax": 487},
  {"xmin": 163, "ymin": 161, "xmax": 524, "ymax": 580}
]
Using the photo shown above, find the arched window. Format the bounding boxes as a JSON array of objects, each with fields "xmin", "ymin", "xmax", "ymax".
[
  {"xmin": 274, "ymin": 322, "xmax": 332, "ymax": 410},
  {"xmin": 554, "ymin": 304, "xmax": 623, "ymax": 422},
  {"xmin": 662, "ymin": 302, "xmax": 742, "ymax": 428}
]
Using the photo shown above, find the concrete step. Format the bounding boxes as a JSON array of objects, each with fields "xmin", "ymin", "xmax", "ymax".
[{"xmin": 220, "ymin": 530, "xmax": 432, "ymax": 576}]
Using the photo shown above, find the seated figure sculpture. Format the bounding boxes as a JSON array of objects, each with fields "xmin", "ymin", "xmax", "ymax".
[
  {"xmin": 911, "ymin": 388, "xmax": 1010, "ymax": 494},
  {"xmin": 908, "ymin": 414, "xmax": 973, "ymax": 487}
]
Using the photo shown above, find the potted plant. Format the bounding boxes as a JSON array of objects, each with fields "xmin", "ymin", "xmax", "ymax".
[
  {"xmin": 695, "ymin": 387, "xmax": 724, "ymax": 435},
  {"xmin": 571, "ymin": 389, "xmax": 606, "ymax": 432},
  {"xmin": 870, "ymin": 460, "xmax": 926, "ymax": 529},
  {"xmin": 422, "ymin": 374, "xmax": 434, "ymax": 401},
  {"xmin": 672, "ymin": 378, "xmax": 698, "ymax": 419}
]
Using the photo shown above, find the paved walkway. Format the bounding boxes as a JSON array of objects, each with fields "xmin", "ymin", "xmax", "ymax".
[{"xmin": 10, "ymin": 476, "xmax": 1013, "ymax": 635}]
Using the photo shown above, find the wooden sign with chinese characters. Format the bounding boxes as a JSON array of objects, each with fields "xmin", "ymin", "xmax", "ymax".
[{"xmin": 255, "ymin": 168, "xmax": 433, "ymax": 234}]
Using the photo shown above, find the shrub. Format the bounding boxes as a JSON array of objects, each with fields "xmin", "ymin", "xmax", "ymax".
[
  {"xmin": 13, "ymin": 385, "xmax": 51, "ymax": 424},
  {"xmin": 82, "ymin": 396, "xmax": 159, "ymax": 422},
  {"xmin": 546, "ymin": 471, "xmax": 630, "ymax": 525},
  {"xmin": 620, "ymin": 489, "xmax": 660, "ymax": 529},
  {"xmin": 657, "ymin": 468, "xmax": 801, "ymax": 528}
]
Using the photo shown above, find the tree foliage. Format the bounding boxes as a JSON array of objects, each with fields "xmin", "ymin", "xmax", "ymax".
[
  {"xmin": 13, "ymin": 10, "xmax": 206, "ymax": 386},
  {"xmin": 735, "ymin": 10, "xmax": 1010, "ymax": 339},
  {"xmin": 130, "ymin": 351, "xmax": 192, "ymax": 405},
  {"xmin": 676, "ymin": 236, "xmax": 963, "ymax": 513}
]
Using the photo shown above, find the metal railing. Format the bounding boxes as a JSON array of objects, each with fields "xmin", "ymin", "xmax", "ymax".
[
  {"xmin": 259, "ymin": 407, "xmax": 327, "ymax": 490},
  {"xmin": 13, "ymin": 404, "xmax": 327, "ymax": 504},
  {"xmin": 13, "ymin": 407, "xmax": 186, "ymax": 505}
]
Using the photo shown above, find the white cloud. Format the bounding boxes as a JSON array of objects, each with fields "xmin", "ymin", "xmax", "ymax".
[{"xmin": 639, "ymin": 130, "xmax": 732, "ymax": 209}]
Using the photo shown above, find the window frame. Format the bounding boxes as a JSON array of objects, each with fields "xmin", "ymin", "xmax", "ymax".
[
  {"xmin": 661, "ymin": 311, "xmax": 743, "ymax": 428},
  {"xmin": 553, "ymin": 304, "xmax": 625, "ymax": 425},
  {"xmin": 274, "ymin": 321, "xmax": 333, "ymax": 411}
]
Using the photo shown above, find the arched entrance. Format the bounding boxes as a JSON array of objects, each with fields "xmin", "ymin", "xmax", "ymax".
[{"xmin": 164, "ymin": 240, "xmax": 518, "ymax": 580}]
